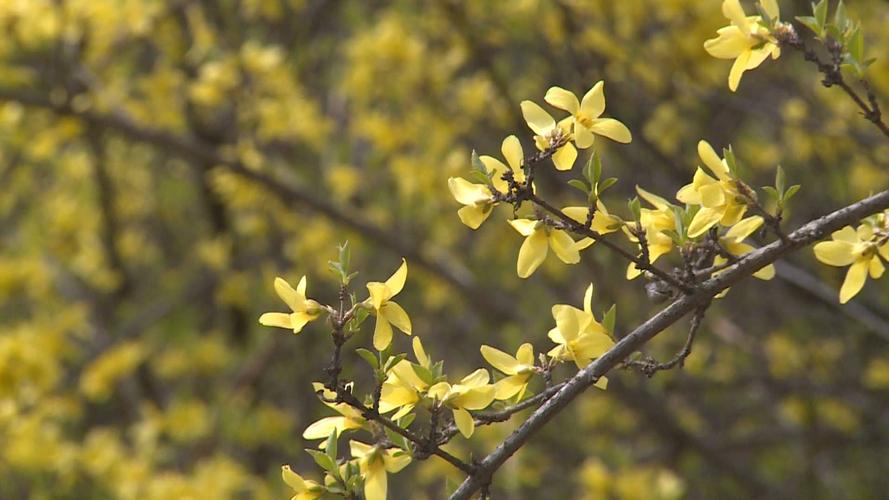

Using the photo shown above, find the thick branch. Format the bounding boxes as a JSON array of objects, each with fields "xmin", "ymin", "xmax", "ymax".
[{"xmin": 450, "ymin": 189, "xmax": 889, "ymax": 499}]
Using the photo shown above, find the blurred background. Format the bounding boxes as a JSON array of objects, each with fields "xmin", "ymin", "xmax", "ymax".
[{"xmin": 2, "ymin": 0, "xmax": 889, "ymax": 498}]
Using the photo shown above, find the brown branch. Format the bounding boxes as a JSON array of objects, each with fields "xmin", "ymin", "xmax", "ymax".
[
  {"xmin": 625, "ymin": 303, "xmax": 709, "ymax": 377},
  {"xmin": 450, "ymin": 189, "xmax": 889, "ymax": 499}
]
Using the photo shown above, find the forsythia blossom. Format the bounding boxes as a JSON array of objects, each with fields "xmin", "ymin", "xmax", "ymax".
[
  {"xmin": 814, "ymin": 221, "xmax": 889, "ymax": 304},
  {"xmin": 677, "ymin": 140, "xmax": 748, "ymax": 238},
  {"xmin": 480, "ymin": 343, "xmax": 535, "ymax": 400},
  {"xmin": 544, "ymin": 82, "xmax": 632, "ymax": 148},
  {"xmin": 548, "ymin": 284, "xmax": 613, "ymax": 389},
  {"xmin": 520, "ymin": 100, "xmax": 577, "ymax": 171},
  {"xmin": 259, "ymin": 276, "xmax": 323, "ymax": 333},
  {"xmin": 714, "ymin": 215, "xmax": 776, "ymax": 281},
  {"xmin": 282, "ymin": 465, "xmax": 323, "ymax": 500},
  {"xmin": 428, "ymin": 369, "xmax": 496, "ymax": 438},
  {"xmin": 378, "ymin": 338, "xmax": 433, "ymax": 419},
  {"xmin": 626, "ymin": 187, "xmax": 678, "ymax": 279},
  {"xmin": 365, "ymin": 259, "xmax": 412, "ymax": 350},
  {"xmin": 508, "ymin": 218, "xmax": 593, "ymax": 278},
  {"xmin": 302, "ymin": 383, "xmax": 367, "ymax": 443},
  {"xmin": 704, "ymin": 0, "xmax": 782, "ymax": 91},
  {"xmin": 448, "ymin": 177, "xmax": 497, "ymax": 229},
  {"xmin": 349, "ymin": 440, "xmax": 411, "ymax": 500}
]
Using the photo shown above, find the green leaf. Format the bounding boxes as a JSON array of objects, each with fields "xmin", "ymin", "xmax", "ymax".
[
  {"xmin": 762, "ymin": 186, "xmax": 780, "ymax": 201},
  {"xmin": 813, "ymin": 0, "xmax": 828, "ymax": 32},
  {"xmin": 338, "ymin": 241, "xmax": 351, "ymax": 273},
  {"xmin": 602, "ymin": 304, "xmax": 616, "ymax": 337},
  {"xmin": 383, "ymin": 353, "xmax": 407, "ymax": 372},
  {"xmin": 582, "ymin": 154, "xmax": 595, "ymax": 184},
  {"xmin": 567, "ymin": 179, "xmax": 590, "ymax": 194},
  {"xmin": 723, "ymin": 147, "xmax": 739, "ymax": 177},
  {"xmin": 411, "ymin": 363, "xmax": 435, "ymax": 386},
  {"xmin": 784, "ymin": 184, "xmax": 801, "ymax": 202},
  {"xmin": 672, "ymin": 206, "xmax": 686, "ymax": 239},
  {"xmin": 627, "ymin": 197, "xmax": 641, "ymax": 221},
  {"xmin": 795, "ymin": 16, "xmax": 821, "ymax": 35},
  {"xmin": 398, "ymin": 413, "xmax": 416, "ymax": 429},
  {"xmin": 469, "ymin": 171, "xmax": 490, "ymax": 185},
  {"xmin": 848, "ymin": 26, "xmax": 863, "ymax": 63},
  {"xmin": 834, "ymin": 0, "xmax": 848, "ymax": 30},
  {"xmin": 471, "ymin": 149, "xmax": 487, "ymax": 175},
  {"xmin": 355, "ymin": 348, "xmax": 378, "ymax": 369},
  {"xmin": 598, "ymin": 177, "xmax": 618, "ymax": 193},
  {"xmin": 325, "ymin": 431, "xmax": 339, "ymax": 463},
  {"xmin": 593, "ymin": 153, "xmax": 602, "ymax": 183},
  {"xmin": 775, "ymin": 165, "xmax": 786, "ymax": 194},
  {"xmin": 306, "ymin": 449, "xmax": 337, "ymax": 474}
]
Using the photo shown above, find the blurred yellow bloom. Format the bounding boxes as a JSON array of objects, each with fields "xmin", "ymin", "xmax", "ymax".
[
  {"xmin": 704, "ymin": 0, "xmax": 781, "ymax": 91},
  {"xmin": 428, "ymin": 369, "xmax": 496, "ymax": 438},
  {"xmin": 627, "ymin": 187, "xmax": 677, "ymax": 280},
  {"xmin": 508, "ymin": 218, "xmax": 593, "ymax": 278},
  {"xmin": 520, "ymin": 100, "xmax": 577, "ymax": 171},
  {"xmin": 480, "ymin": 343, "xmax": 535, "ymax": 400},
  {"xmin": 544, "ymin": 82, "xmax": 632, "ymax": 148},
  {"xmin": 548, "ymin": 285, "xmax": 613, "ymax": 388},
  {"xmin": 365, "ymin": 259, "xmax": 412, "ymax": 350},
  {"xmin": 677, "ymin": 140, "xmax": 747, "ymax": 237},
  {"xmin": 349, "ymin": 440, "xmax": 411, "ymax": 500},
  {"xmin": 303, "ymin": 383, "xmax": 367, "ymax": 443},
  {"xmin": 814, "ymin": 224, "xmax": 889, "ymax": 304},
  {"xmin": 713, "ymin": 215, "xmax": 775, "ymax": 280},
  {"xmin": 282, "ymin": 465, "xmax": 323, "ymax": 500},
  {"xmin": 259, "ymin": 276, "xmax": 323, "ymax": 334}
]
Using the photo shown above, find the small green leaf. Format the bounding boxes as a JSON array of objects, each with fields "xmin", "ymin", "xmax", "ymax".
[
  {"xmin": 762, "ymin": 186, "xmax": 780, "ymax": 201},
  {"xmin": 411, "ymin": 363, "xmax": 435, "ymax": 386},
  {"xmin": 598, "ymin": 177, "xmax": 618, "ymax": 193},
  {"xmin": 469, "ymin": 171, "xmax": 490, "ymax": 185},
  {"xmin": 583, "ymin": 154, "xmax": 595, "ymax": 184},
  {"xmin": 813, "ymin": 0, "xmax": 828, "ymax": 32},
  {"xmin": 834, "ymin": 0, "xmax": 848, "ymax": 30},
  {"xmin": 628, "ymin": 197, "xmax": 641, "ymax": 221},
  {"xmin": 723, "ymin": 147, "xmax": 739, "ymax": 177},
  {"xmin": 325, "ymin": 431, "xmax": 339, "ymax": 462},
  {"xmin": 602, "ymin": 304, "xmax": 616, "ymax": 337},
  {"xmin": 398, "ymin": 413, "xmax": 416, "ymax": 429},
  {"xmin": 471, "ymin": 150, "xmax": 487, "ymax": 175},
  {"xmin": 355, "ymin": 348, "xmax": 379, "ymax": 369},
  {"xmin": 567, "ymin": 179, "xmax": 590, "ymax": 194},
  {"xmin": 848, "ymin": 26, "xmax": 863, "ymax": 62},
  {"xmin": 775, "ymin": 165, "xmax": 786, "ymax": 194},
  {"xmin": 593, "ymin": 153, "xmax": 602, "ymax": 183},
  {"xmin": 672, "ymin": 206, "xmax": 685, "ymax": 239},
  {"xmin": 306, "ymin": 449, "xmax": 337, "ymax": 473},
  {"xmin": 796, "ymin": 16, "xmax": 821, "ymax": 35},
  {"xmin": 784, "ymin": 184, "xmax": 801, "ymax": 202}
]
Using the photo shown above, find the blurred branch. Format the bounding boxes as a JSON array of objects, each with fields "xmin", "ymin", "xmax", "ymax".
[{"xmin": 451, "ymin": 189, "xmax": 889, "ymax": 499}]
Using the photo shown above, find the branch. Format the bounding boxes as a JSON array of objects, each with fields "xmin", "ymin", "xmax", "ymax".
[
  {"xmin": 450, "ymin": 189, "xmax": 889, "ymax": 499},
  {"xmin": 625, "ymin": 303, "xmax": 709, "ymax": 377}
]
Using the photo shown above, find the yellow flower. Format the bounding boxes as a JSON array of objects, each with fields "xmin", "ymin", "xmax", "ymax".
[
  {"xmin": 259, "ymin": 276, "xmax": 323, "ymax": 333},
  {"xmin": 626, "ymin": 187, "xmax": 677, "ymax": 279},
  {"xmin": 547, "ymin": 285, "xmax": 613, "ymax": 389},
  {"xmin": 447, "ymin": 177, "xmax": 496, "ymax": 229},
  {"xmin": 479, "ymin": 135, "xmax": 528, "ymax": 192},
  {"xmin": 427, "ymin": 369, "xmax": 496, "ymax": 438},
  {"xmin": 349, "ymin": 440, "xmax": 411, "ymax": 500},
  {"xmin": 520, "ymin": 100, "xmax": 577, "ymax": 171},
  {"xmin": 814, "ymin": 224, "xmax": 889, "ymax": 304},
  {"xmin": 378, "ymin": 338, "xmax": 433, "ymax": 419},
  {"xmin": 365, "ymin": 259, "xmax": 412, "ymax": 350},
  {"xmin": 704, "ymin": 0, "xmax": 781, "ymax": 91},
  {"xmin": 303, "ymin": 383, "xmax": 367, "ymax": 443},
  {"xmin": 480, "ymin": 343, "xmax": 535, "ymax": 400},
  {"xmin": 676, "ymin": 140, "xmax": 747, "ymax": 238},
  {"xmin": 544, "ymin": 82, "xmax": 632, "ymax": 148},
  {"xmin": 282, "ymin": 465, "xmax": 323, "ymax": 500},
  {"xmin": 508, "ymin": 218, "xmax": 593, "ymax": 278},
  {"xmin": 714, "ymin": 215, "xmax": 775, "ymax": 280}
]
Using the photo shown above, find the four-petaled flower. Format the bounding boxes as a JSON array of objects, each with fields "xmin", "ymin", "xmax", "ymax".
[
  {"xmin": 479, "ymin": 135, "xmax": 528, "ymax": 192},
  {"xmin": 508, "ymin": 218, "xmax": 592, "ymax": 278},
  {"xmin": 282, "ymin": 465, "xmax": 323, "ymax": 500},
  {"xmin": 677, "ymin": 140, "xmax": 748, "ymax": 238},
  {"xmin": 814, "ymin": 223, "xmax": 889, "ymax": 304},
  {"xmin": 544, "ymin": 82, "xmax": 632, "ymax": 148},
  {"xmin": 548, "ymin": 284, "xmax": 613, "ymax": 389},
  {"xmin": 627, "ymin": 186, "xmax": 678, "ymax": 279},
  {"xmin": 259, "ymin": 276, "xmax": 324, "ymax": 333},
  {"xmin": 349, "ymin": 440, "xmax": 411, "ymax": 500},
  {"xmin": 448, "ymin": 177, "xmax": 497, "ymax": 229},
  {"xmin": 714, "ymin": 215, "xmax": 775, "ymax": 281},
  {"xmin": 378, "ymin": 338, "xmax": 433, "ymax": 419},
  {"xmin": 520, "ymin": 100, "xmax": 577, "ymax": 171},
  {"xmin": 365, "ymin": 259, "xmax": 412, "ymax": 350},
  {"xmin": 480, "ymin": 343, "xmax": 535, "ymax": 401},
  {"xmin": 427, "ymin": 369, "xmax": 496, "ymax": 438},
  {"xmin": 704, "ymin": 0, "xmax": 781, "ymax": 91},
  {"xmin": 302, "ymin": 383, "xmax": 367, "ymax": 444}
]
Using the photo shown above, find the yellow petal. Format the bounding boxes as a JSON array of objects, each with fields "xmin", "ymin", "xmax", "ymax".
[
  {"xmin": 722, "ymin": 0, "xmax": 751, "ymax": 35},
  {"xmin": 501, "ymin": 135, "xmax": 524, "ymax": 172},
  {"xmin": 456, "ymin": 385, "xmax": 496, "ymax": 410},
  {"xmin": 754, "ymin": 263, "xmax": 775, "ymax": 280},
  {"xmin": 746, "ymin": 46, "xmax": 772, "ymax": 70},
  {"xmin": 290, "ymin": 312, "xmax": 315, "ymax": 333},
  {"xmin": 516, "ymin": 343, "xmax": 534, "ymax": 366},
  {"xmin": 814, "ymin": 241, "xmax": 856, "ymax": 267},
  {"xmin": 350, "ymin": 440, "xmax": 373, "ymax": 459},
  {"xmin": 687, "ymin": 207, "xmax": 724, "ymax": 238},
  {"xmin": 381, "ymin": 301, "xmax": 411, "ymax": 335},
  {"xmin": 579, "ymin": 81, "xmax": 605, "ymax": 118},
  {"xmin": 583, "ymin": 283, "xmax": 594, "ymax": 315},
  {"xmin": 573, "ymin": 124, "xmax": 595, "ymax": 149},
  {"xmin": 552, "ymin": 142, "xmax": 577, "ymax": 171},
  {"xmin": 728, "ymin": 50, "xmax": 752, "ymax": 92},
  {"xmin": 594, "ymin": 376, "xmax": 608, "ymax": 390},
  {"xmin": 454, "ymin": 407, "xmax": 475, "ymax": 438},
  {"xmin": 460, "ymin": 368, "xmax": 490, "ymax": 387},
  {"xmin": 457, "ymin": 204, "xmax": 492, "ymax": 230},
  {"xmin": 760, "ymin": 0, "xmax": 779, "ymax": 20},
  {"xmin": 869, "ymin": 256, "xmax": 885, "ymax": 279},
  {"xmin": 366, "ymin": 282, "xmax": 390, "ymax": 311},
  {"xmin": 303, "ymin": 416, "xmax": 346, "ymax": 440},
  {"xmin": 363, "ymin": 459, "xmax": 387, "ymax": 500},
  {"xmin": 553, "ymin": 305, "xmax": 581, "ymax": 342},
  {"xmin": 383, "ymin": 451, "xmax": 411, "ymax": 473},
  {"xmin": 520, "ymin": 100, "xmax": 555, "ymax": 135},
  {"xmin": 259, "ymin": 312, "xmax": 292, "ymax": 330},
  {"xmin": 704, "ymin": 26, "xmax": 751, "ymax": 59},
  {"xmin": 517, "ymin": 230, "xmax": 549, "ymax": 278},
  {"xmin": 725, "ymin": 215, "xmax": 763, "ymax": 243},
  {"xmin": 832, "ymin": 226, "xmax": 858, "ymax": 243},
  {"xmin": 384, "ymin": 259, "xmax": 408, "ymax": 296},
  {"xmin": 589, "ymin": 118, "xmax": 632, "ymax": 143},
  {"xmin": 508, "ymin": 218, "xmax": 539, "ymax": 237},
  {"xmin": 412, "ymin": 337, "xmax": 428, "ymax": 366},
  {"xmin": 274, "ymin": 277, "xmax": 305, "ymax": 312},
  {"xmin": 373, "ymin": 316, "xmax": 394, "ymax": 351},
  {"xmin": 697, "ymin": 140, "xmax": 730, "ymax": 180},
  {"xmin": 840, "ymin": 260, "xmax": 869, "ymax": 304},
  {"xmin": 480, "ymin": 345, "xmax": 520, "ymax": 375},
  {"xmin": 549, "ymin": 229, "xmax": 581, "ymax": 264},
  {"xmin": 637, "ymin": 185, "xmax": 671, "ymax": 211},
  {"xmin": 282, "ymin": 465, "xmax": 307, "ymax": 492},
  {"xmin": 544, "ymin": 86, "xmax": 579, "ymax": 114},
  {"xmin": 879, "ymin": 243, "xmax": 889, "ymax": 261},
  {"xmin": 493, "ymin": 375, "xmax": 527, "ymax": 400}
]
